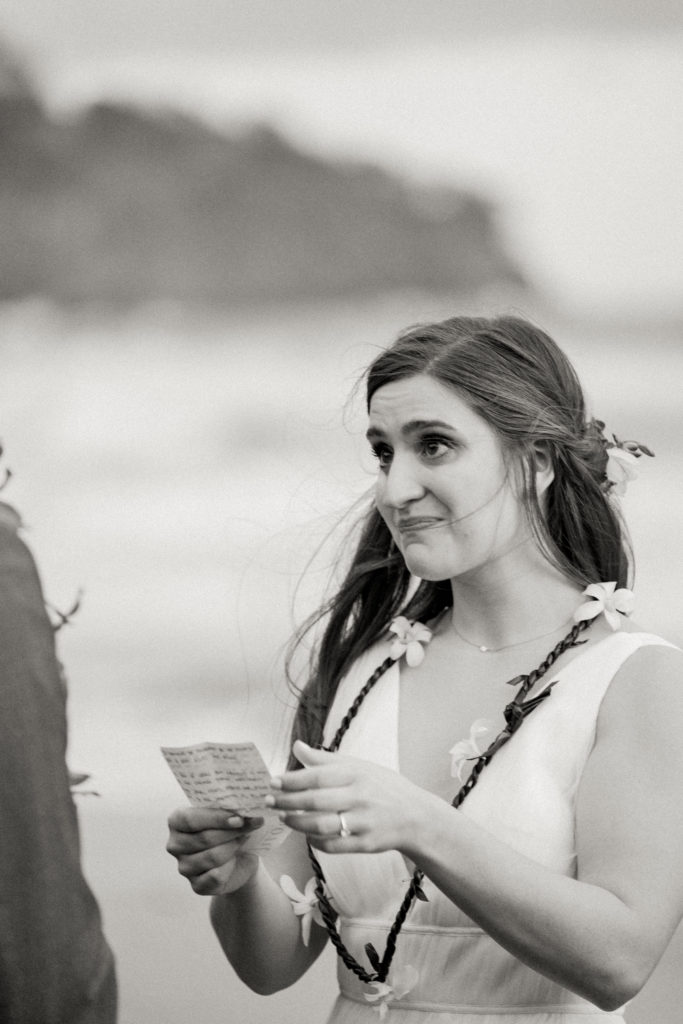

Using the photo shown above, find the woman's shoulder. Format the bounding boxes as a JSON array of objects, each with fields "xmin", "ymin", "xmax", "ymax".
[
  {"xmin": 600, "ymin": 622, "xmax": 682, "ymax": 682},
  {"xmin": 585, "ymin": 619, "xmax": 679, "ymax": 661},
  {"xmin": 613, "ymin": 629, "xmax": 683, "ymax": 676},
  {"xmin": 620, "ymin": 615, "xmax": 677, "ymax": 641},
  {"xmin": 596, "ymin": 629, "xmax": 683, "ymax": 735},
  {"xmin": 558, "ymin": 622, "xmax": 678, "ymax": 685},
  {"xmin": 607, "ymin": 621, "xmax": 681, "ymax": 666}
]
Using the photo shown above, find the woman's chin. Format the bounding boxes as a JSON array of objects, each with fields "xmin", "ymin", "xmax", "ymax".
[{"xmin": 402, "ymin": 553, "xmax": 453, "ymax": 582}]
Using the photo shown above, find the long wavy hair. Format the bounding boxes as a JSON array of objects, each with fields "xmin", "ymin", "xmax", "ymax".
[{"xmin": 286, "ymin": 315, "xmax": 630, "ymax": 764}]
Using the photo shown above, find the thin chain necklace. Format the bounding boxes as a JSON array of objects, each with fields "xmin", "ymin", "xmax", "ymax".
[
  {"xmin": 452, "ymin": 617, "xmax": 573, "ymax": 654},
  {"xmin": 307, "ymin": 617, "xmax": 592, "ymax": 986}
]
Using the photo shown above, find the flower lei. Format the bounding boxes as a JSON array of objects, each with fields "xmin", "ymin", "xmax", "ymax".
[
  {"xmin": 573, "ymin": 581, "xmax": 635, "ymax": 631},
  {"xmin": 279, "ymin": 584, "xmax": 635, "ymax": 1013},
  {"xmin": 363, "ymin": 964, "xmax": 420, "ymax": 1019},
  {"xmin": 278, "ymin": 875, "xmax": 324, "ymax": 947}
]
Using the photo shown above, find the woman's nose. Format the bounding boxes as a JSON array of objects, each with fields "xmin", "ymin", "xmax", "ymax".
[{"xmin": 380, "ymin": 455, "xmax": 425, "ymax": 508}]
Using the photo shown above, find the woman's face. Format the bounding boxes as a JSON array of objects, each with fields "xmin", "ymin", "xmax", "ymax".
[{"xmin": 367, "ymin": 373, "xmax": 533, "ymax": 583}]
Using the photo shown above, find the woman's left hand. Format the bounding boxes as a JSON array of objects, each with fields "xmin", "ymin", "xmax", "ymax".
[{"xmin": 266, "ymin": 739, "xmax": 435, "ymax": 855}]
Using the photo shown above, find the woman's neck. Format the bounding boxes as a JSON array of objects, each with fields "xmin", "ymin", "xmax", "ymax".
[{"xmin": 448, "ymin": 557, "xmax": 584, "ymax": 652}]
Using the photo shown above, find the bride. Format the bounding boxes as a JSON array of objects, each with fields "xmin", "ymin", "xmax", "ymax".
[{"xmin": 167, "ymin": 315, "xmax": 682, "ymax": 1023}]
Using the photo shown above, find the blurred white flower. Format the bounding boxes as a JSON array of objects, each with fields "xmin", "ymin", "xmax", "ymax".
[
  {"xmin": 449, "ymin": 719, "xmax": 496, "ymax": 782},
  {"xmin": 389, "ymin": 617, "xmax": 432, "ymax": 667},
  {"xmin": 605, "ymin": 447, "xmax": 639, "ymax": 495},
  {"xmin": 279, "ymin": 875, "xmax": 323, "ymax": 947},
  {"xmin": 363, "ymin": 964, "xmax": 420, "ymax": 1018},
  {"xmin": 573, "ymin": 581, "xmax": 635, "ymax": 631}
]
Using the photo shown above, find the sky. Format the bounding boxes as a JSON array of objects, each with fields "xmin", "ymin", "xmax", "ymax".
[
  {"xmin": 2, "ymin": 1, "xmax": 682, "ymax": 316},
  {"xmin": 4, "ymin": 0, "xmax": 683, "ymax": 59}
]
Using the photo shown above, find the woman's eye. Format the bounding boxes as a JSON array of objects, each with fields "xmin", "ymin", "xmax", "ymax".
[
  {"xmin": 371, "ymin": 445, "xmax": 392, "ymax": 468},
  {"xmin": 420, "ymin": 438, "xmax": 451, "ymax": 459}
]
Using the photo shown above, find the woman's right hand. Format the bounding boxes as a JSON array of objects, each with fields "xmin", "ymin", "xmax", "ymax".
[{"xmin": 166, "ymin": 807, "xmax": 264, "ymax": 896}]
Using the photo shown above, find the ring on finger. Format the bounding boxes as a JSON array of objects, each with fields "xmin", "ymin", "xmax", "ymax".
[{"xmin": 337, "ymin": 812, "xmax": 352, "ymax": 839}]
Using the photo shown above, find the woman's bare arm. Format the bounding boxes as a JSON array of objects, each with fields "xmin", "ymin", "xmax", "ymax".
[{"xmin": 209, "ymin": 829, "xmax": 328, "ymax": 993}]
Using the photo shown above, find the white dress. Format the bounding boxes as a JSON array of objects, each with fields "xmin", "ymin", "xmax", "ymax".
[{"xmin": 316, "ymin": 630, "xmax": 673, "ymax": 1023}]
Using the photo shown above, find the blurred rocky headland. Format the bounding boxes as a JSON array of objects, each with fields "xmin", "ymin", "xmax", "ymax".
[{"xmin": 0, "ymin": 45, "xmax": 526, "ymax": 308}]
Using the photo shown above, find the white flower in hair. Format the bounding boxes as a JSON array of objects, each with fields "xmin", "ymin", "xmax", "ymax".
[
  {"xmin": 573, "ymin": 581, "xmax": 635, "ymax": 631},
  {"xmin": 279, "ymin": 875, "xmax": 324, "ymax": 947},
  {"xmin": 388, "ymin": 617, "xmax": 432, "ymax": 667},
  {"xmin": 605, "ymin": 447, "xmax": 639, "ymax": 496},
  {"xmin": 363, "ymin": 964, "xmax": 420, "ymax": 1018},
  {"xmin": 602, "ymin": 431, "xmax": 654, "ymax": 496}
]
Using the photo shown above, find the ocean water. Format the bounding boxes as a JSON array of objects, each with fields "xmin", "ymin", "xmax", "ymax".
[{"xmin": 0, "ymin": 296, "xmax": 681, "ymax": 1023}]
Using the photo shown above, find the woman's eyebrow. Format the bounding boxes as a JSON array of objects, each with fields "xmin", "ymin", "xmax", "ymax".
[
  {"xmin": 401, "ymin": 419, "xmax": 455, "ymax": 435},
  {"xmin": 366, "ymin": 419, "xmax": 455, "ymax": 441}
]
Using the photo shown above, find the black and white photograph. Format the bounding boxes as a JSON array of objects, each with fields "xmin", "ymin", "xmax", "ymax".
[{"xmin": 1, "ymin": 3, "xmax": 681, "ymax": 1023}]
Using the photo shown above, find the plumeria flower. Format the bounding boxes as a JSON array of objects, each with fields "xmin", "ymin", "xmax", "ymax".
[
  {"xmin": 573, "ymin": 581, "xmax": 635, "ymax": 631},
  {"xmin": 363, "ymin": 964, "xmax": 420, "ymax": 1018},
  {"xmin": 605, "ymin": 447, "xmax": 639, "ymax": 496},
  {"xmin": 449, "ymin": 719, "xmax": 496, "ymax": 782},
  {"xmin": 279, "ymin": 875, "xmax": 324, "ymax": 947},
  {"xmin": 388, "ymin": 617, "xmax": 432, "ymax": 667}
]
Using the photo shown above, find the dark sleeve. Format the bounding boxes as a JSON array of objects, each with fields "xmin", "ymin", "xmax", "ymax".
[{"xmin": 0, "ymin": 509, "xmax": 116, "ymax": 1024}]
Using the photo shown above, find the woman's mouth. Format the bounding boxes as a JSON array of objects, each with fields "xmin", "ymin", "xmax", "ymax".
[{"xmin": 397, "ymin": 516, "xmax": 444, "ymax": 534}]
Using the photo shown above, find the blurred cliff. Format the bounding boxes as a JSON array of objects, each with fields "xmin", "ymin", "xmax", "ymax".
[{"xmin": 0, "ymin": 43, "xmax": 525, "ymax": 307}]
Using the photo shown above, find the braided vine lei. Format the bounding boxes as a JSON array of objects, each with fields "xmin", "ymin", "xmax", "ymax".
[{"xmin": 303, "ymin": 615, "xmax": 593, "ymax": 988}]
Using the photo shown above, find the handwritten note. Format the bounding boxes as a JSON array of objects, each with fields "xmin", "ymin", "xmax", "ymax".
[{"xmin": 161, "ymin": 741, "xmax": 289, "ymax": 855}]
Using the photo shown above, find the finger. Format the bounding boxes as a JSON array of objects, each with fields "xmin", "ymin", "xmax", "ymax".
[
  {"xmin": 168, "ymin": 806, "xmax": 243, "ymax": 833},
  {"xmin": 280, "ymin": 810, "xmax": 360, "ymax": 839},
  {"xmin": 190, "ymin": 853, "xmax": 259, "ymax": 896},
  {"xmin": 292, "ymin": 740, "xmax": 338, "ymax": 767},
  {"xmin": 266, "ymin": 785, "xmax": 351, "ymax": 813},
  {"xmin": 167, "ymin": 825, "xmax": 257, "ymax": 856},
  {"xmin": 168, "ymin": 807, "xmax": 264, "ymax": 834},
  {"xmin": 175, "ymin": 839, "xmax": 242, "ymax": 879},
  {"xmin": 308, "ymin": 834, "xmax": 365, "ymax": 855},
  {"xmin": 233, "ymin": 815, "xmax": 265, "ymax": 830},
  {"xmin": 272, "ymin": 765, "xmax": 354, "ymax": 793}
]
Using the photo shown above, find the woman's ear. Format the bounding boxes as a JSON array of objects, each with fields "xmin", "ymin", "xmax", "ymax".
[{"xmin": 532, "ymin": 441, "xmax": 555, "ymax": 497}]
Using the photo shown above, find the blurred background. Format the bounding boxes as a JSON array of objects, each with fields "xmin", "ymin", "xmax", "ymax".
[{"xmin": 0, "ymin": 2, "xmax": 681, "ymax": 1022}]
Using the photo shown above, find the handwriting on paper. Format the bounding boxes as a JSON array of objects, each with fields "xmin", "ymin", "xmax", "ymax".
[{"xmin": 161, "ymin": 741, "xmax": 289, "ymax": 855}]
